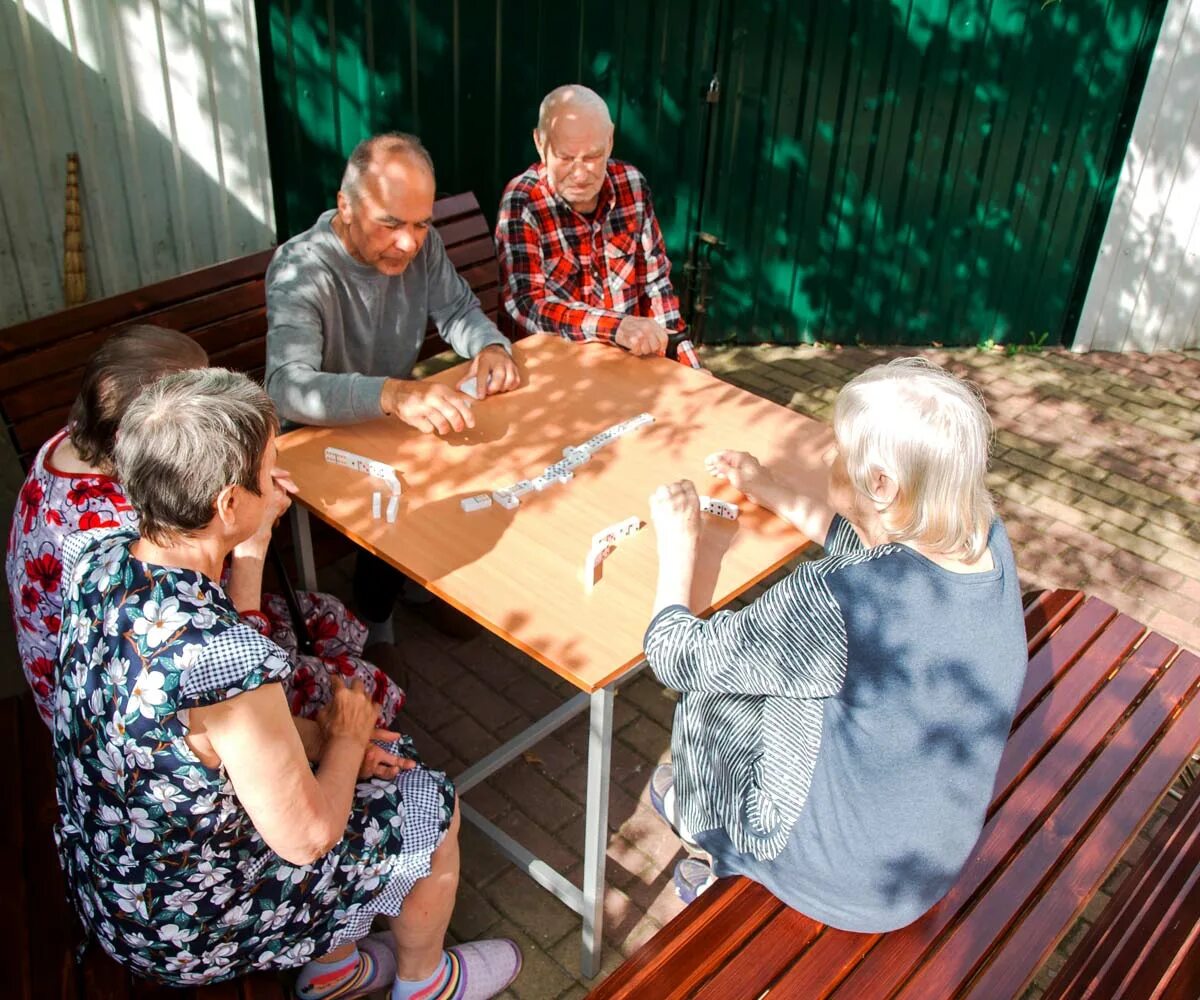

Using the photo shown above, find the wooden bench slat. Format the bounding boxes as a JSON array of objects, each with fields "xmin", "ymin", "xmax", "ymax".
[
  {"xmin": 209, "ymin": 339, "xmax": 269, "ymax": 375},
  {"xmin": 823, "ymin": 629, "xmax": 1184, "ymax": 999},
  {"xmin": 1022, "ymin": 588, "xmax": 1087, "ymax": 655},
  {"xmin": 586, "ymin": 879, "xmax": 780, "ymax": 1000},
  {"xmin": 1012, "ymin": 596, "xmax": 1120, "ymax": 725},
  {"xmin": 437, "ymin": 214, "xmax": 491, "ymax": 249},
  {"xmin": 13, "ymin": 408, "xmax": 79, "ymax": 457},
  {"xmin": 761, "ymin": 931, "xmax": 877, "ymax": 999},
  {"xmin": 447, "ymin": 235, "xmax": 499, "ymax": 270},
  {"xmin": 432, "ymin": 191, "xmax": 480, "ymax": 222},
  {"xmin": 689, "ymin": 908, "xmax": 822, "ymax": 1000},
  {"xmin": 0, "ymin": 698, "xmax": 33, "ymax": 1000},
  {"xmin": 1044, "ymin": 770, "xmax": 1200, "ymax": 1000},
  {"xmin": 959, "ymin": 652, "xmax": 1200, "ymax": 1000},
  {"xmin": 993, "ymin": 610, "xmax": 1144, "ymax": 809},
  {"xmin": 0, "ymin": 251, "xmax": 276, "ymax": 354}
]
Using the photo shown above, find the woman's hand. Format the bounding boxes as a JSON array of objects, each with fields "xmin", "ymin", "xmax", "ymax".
[
  {"xmin": 358, "ymin": 726, "xmax": 419, "ymax": 780},
  {"xmin": 318, "ymin": 679, "xmax": 380, "ymax": 748},
  {"xmin": 705, "ymin": 450, "xmax": 772, "ymax": 503},
  {"xmin": 650, "ymin": 479, "xmax": 703, "ymax": 554},
  {"xmin": 649, "ymin": 480, "xmax": 701, "ymax": 614},
  {"xmin": 232, "ymin": 469, "xmax": 294, "ymax": 561}
]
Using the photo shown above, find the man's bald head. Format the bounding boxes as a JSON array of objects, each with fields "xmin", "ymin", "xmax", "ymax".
[
  {"xmin": 536, "ymin": 85, "xmax": 613, "ymax": 141},
  {"xmin": 340, "ymin": 132, "xmax": 435, "ymax": 203}
]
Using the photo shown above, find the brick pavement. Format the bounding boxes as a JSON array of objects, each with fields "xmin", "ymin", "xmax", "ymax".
[{"xmin": 0, "ymin": 343, "xmax": 1196, "ymax": 998}]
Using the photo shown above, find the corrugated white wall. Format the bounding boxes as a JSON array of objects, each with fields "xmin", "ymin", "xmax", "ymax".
[
  {"xmin": 0, "ymin": 0, "xmax": 275, "ymax": 327},
  {"xmin": 1074, "ymin": 0, "xmax": 1200, "ymax": 352}
]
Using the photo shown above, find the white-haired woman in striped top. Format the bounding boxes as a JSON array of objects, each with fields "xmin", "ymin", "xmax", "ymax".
[{"xmin": 645, "ymin": 358, "xmax": 1028, "ymax": 931}]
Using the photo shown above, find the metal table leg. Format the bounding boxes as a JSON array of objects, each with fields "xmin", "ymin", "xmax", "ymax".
[
  {"xmin": 580, "ymin": 687, "xmax": 614, "ymax": 978},
  {"xmin": 291, "ymin": 505, "xmax": 317, "ymax": 591}
]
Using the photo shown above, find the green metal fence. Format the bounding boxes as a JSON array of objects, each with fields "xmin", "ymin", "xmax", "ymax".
[{"xmin": 257, "ymin": 0, "xmax": 1164, "ymax": 347}]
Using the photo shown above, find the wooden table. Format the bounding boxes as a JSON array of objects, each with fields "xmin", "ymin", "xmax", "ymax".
[{"xmin": 276, "ymin": 336, "xmax": 833, "ymax": 975}]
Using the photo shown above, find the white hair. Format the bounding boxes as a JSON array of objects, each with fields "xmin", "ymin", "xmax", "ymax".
[
  {"xmin": 833, "ymin": 358, "xmax": 995, "ymax": 561},
  {"xmin": 340, "ymin": 132, "xmax": 435, "ymax": 202},
  {"xmin": 536, "ymin": 84, "xmax": 613, "ymax": 138}
]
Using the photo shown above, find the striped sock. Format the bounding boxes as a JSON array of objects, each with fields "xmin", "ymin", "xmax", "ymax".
[
  {"xmin": 296, "ymin": 948, "xmax": 375, "ymax": 1000},
  {"xmin": 391, "ymin": 951, "xmax": 461, "ymax": 1000}
]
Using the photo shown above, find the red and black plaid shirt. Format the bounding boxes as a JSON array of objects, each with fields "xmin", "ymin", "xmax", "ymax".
[{"xmin": 496, "ymin": 160, "xmax": 689, "ymax": 358}]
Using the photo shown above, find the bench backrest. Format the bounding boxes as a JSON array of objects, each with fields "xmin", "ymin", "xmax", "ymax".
[{"xmin": 0, "ymin": 192, "xmax": 500, "ymax": 470}]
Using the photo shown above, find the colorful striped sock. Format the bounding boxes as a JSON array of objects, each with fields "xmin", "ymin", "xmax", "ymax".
[
  {"xmin": 391, "ymin": 951, "xmax": 460, "ymax": 1000},
  {"xmin": 295, "ymin": 948, "xmax": 375, "ymax": 1000}
]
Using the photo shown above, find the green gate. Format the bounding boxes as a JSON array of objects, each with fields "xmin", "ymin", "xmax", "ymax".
[{"xmin": 257, "ymin": 0, "xmax": 1164, "ymax": 347}]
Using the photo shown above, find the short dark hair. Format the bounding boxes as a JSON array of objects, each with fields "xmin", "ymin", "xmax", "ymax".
[
  {"xmin": 115, "ymin": 369, "xmax": 278, "ymax": 544},
  {"xmin": 68, "ymin": 325, "xmax": 208, "ymax": 469},
  {"xmin": 340, "ymin": 132, "xmax": 436, "ymax": 200}
]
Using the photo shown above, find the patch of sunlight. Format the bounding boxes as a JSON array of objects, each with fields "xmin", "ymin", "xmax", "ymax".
[
  {"xmin": 592, "ymin": 51, "xmax": 612, "ymax": 76},
  {"xmin": 770, "ymin": 135, "xmax": 808, "ymax": 170}
]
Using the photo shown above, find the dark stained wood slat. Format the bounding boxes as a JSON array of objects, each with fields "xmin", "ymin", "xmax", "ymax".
[
  {"xmin": 824, "ymin": 630, "xmax": 1184, "ymax": 999},
  {"xmin": 1044, "ymin": 770, "xmax": 1200, "ymax": 1000},
  {"xmin": 436, "ymin": 214, "xmax": 490, "ymax": 248},
  {"xmin": 190, "ymin": 308, "xmax": 268, "ymax": 356},
  {"xmin": 586, "ymin": 879, "xmax": 780, "ymax": 1000},
  {"xmin": 960, "ymin": 653, "xmax": 1200, "ymax": 1000},
  {"xmin": 446, "ymin": 235, "xmax": 498, "ymax": 270},
  {"xmin": 0, "ymin": 250, "xmax": 276, "ymax": 354},
  {"xmin": 432, "ymin": 191, "xmax": 480, "ymax": 222},
  {"xmin": 3, "ymin": 367, "xmax": 87, "ymax": 421},
  {"xmin": 83, "ymin": 954, "xmax": 137, "ymax": 1000},
  {"xmin": 209, "ymin": 340, "xmax": 269, "ymax": 374},
  {"xmin": 1023, "ymin": 588, "xmax": 1087, "ymax": 654},
  {"xmin": 763, "ymin": 930, "xmax": 876, "ymax": 998},
  {"xmin": 14, "ymin": 406, "xmax": 77, "ymax": 455},
  {"xmin": 1012, "ymin": 597, "xmax": 1120, "ymax": 724},
  {"xmin": 689, "ymin": 908, "xmax": 822, "ymax": 999},
  {"xmin": 0, "ymin": 698, "xmax": 33, "ymax": 1000},
  {"xmin": 992, "ymin": 612, "xmax": 1145, "ymax": 808}
]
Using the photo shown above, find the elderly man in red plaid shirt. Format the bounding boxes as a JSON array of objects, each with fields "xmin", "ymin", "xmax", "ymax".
[{"xmin": 495, "ymin": 85, "xmax": 701, "ymax": 368}]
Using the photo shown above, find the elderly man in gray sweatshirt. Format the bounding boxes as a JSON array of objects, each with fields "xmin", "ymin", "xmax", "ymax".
[{"xmin": 266, "ymin": 132, "xmax": 520, "ymax": 643}]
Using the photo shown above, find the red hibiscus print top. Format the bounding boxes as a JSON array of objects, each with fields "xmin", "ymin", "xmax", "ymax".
[{"xmin": 5, "ymin": 430, "xmax": 139, "ymax": 726}]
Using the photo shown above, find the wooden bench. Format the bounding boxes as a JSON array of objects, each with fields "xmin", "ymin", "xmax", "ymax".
[
  {"xmin": 0, "ymin": 191, "xmax": 503, "ymax": 469},
  {"xmin": 0, "ymin": 192, "xmax": 501, "ymax": 1000},
  {"xmin": 1042, "ymin": 768, "xmax": 1200, "ymax": 1000},
  {"xmin": 588, "ymin": 589, "xmax": 1200, "ymax": 1000}
]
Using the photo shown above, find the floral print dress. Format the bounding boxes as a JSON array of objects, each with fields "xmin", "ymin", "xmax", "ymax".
[
  {"xmin": 7, "ymin": 430, "xmax": 404, "ymax": 726},
  {"xmin": 54, "ymin": 528, "xmax": 455, "ymax": 986}
]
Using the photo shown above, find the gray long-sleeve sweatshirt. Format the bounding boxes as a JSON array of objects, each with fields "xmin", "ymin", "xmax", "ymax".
[{"xmin": 265, "ymin": 210, "xmax": 510, "ymax": 426}]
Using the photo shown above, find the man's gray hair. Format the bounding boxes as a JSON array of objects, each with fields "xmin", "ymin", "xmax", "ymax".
[
  {"xmin": 115, "ymin": 369, "xmax": 279, "ymax": 545},
  {"xmin": 340, "ymin": 132, "xmax": 436, "ymax": 201},
  {"xmin": 536, "ymin": 85, "xmax": 613, "ymax": 138},
  {"xmin": 833, "ymin": 358, "xmax": 995, "ymax": 562}
]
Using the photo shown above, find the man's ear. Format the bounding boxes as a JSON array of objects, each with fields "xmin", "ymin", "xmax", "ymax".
[
  {"xmin": 336, "ymin": 189, "xmax": 353, "ymax": 224},
  {"xmin": 604, "ymin": 126, "xmax": 615, "ymax": 160},
  {"xmin": 214, "ymin": 485, "xmax": 240, "ymax": 530},
  {"xmin": 533, "ymin": 128, "xmax": 546, "ymax": 163}
]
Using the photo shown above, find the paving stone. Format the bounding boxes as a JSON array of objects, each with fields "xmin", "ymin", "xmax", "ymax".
[
  {"xmin": 614, "ymin": 714, "xmax": 673, "ymax": 764},
  {"xmin": 448, "ymin": 878, "xmax": 503, "ymax": 941},
  {"xmin": 484, "ymin": 871, "xmax": 582, "ymax": 950},
  {"xmin": 485, "ymin": 918, "xmax": 577, "ymax": 999},
  {"xmin": 491, "ymin": 762, "xmax": 584, "ymax": 832}
]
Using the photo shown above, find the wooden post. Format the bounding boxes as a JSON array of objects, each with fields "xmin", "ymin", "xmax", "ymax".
[{"xmin": 63, "ymin": 152, "xmax": 86, "ymax": 306}]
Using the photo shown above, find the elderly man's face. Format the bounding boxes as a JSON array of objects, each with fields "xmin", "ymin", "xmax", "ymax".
[
  {"xmin": 335, "ymin": 154, "xmax": 436, "ymax": 276},
  {"xmin": 535, "ymin": 111, "xmax": 613, "ymax": 213}
]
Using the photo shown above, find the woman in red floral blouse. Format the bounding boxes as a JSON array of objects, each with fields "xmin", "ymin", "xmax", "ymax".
[{"xmin": 6, "ymin": 326, "xmax": 404, "ymax": 727}]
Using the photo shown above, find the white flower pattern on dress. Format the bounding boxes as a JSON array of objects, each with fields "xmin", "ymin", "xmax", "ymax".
[{"xmin": 52, "ymin": 530, "xmax": 455, "ymax": 986}]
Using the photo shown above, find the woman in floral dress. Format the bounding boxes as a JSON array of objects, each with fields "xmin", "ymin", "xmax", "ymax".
[
  {"xmin": 7, "ymin": 325, "xmax": 404, "ymax": 728},
  {"xmin": 55, "ymin": 368, "xmax": 520, "ymax": 998}
]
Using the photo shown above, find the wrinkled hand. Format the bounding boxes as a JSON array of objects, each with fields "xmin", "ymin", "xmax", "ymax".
[
  {"xmin": 381, "ymin": 379, "xmax": 476, "ymax": 436},
  {"xmin": 358, "ymin": 726, "xmax": 418, "ymax": 780},
  {"xmin": 649, "ymin": 479, "xmax": 702, "ymax": 555},
  {"xmin": 705, "ymin": 450, "xmax": 771, "ymax": 502},
  {"xmin": 318, "ymin": 679, "xmax": 381, "ymax": 746},
  {"xmin": 615, "ymin": 317, "xmax": 670, "ymax": 357},
  {"xmin": 461, "ymin": 345, "xmax": 520, "ymax": 396}
]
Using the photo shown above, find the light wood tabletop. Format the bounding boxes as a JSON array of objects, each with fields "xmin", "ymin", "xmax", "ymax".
[{"xmin": 276, "ymin": 336, "xmax": 834, "ymax": 692}]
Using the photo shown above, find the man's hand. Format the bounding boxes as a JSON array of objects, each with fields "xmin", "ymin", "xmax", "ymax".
[
  {"xmin": 615, "ymin": 316, "xmax": 670, "ymax": 357},
  {"xmin": 381, "ymin": 379, "xmax": 476, "ymax": 435},
  {"xmin": 461, "ymin": 344, "xmax": 520, "ymax": 396}
]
